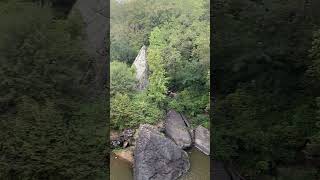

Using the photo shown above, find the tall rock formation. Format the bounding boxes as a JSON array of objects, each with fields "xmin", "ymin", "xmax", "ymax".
[{"xmin": 132, "ymin": 46, "xmax": 149, "ymax": 90}]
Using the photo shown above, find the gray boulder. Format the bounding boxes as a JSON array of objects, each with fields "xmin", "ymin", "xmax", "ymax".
[
  {"xmin": 165, "ymin": 110, "xmax": 192, "ymax": 149},
  {"xmin": 134, "ymin": 124, "xmax": 190, "ymax": 180},
  {"xmin": 194, "ymin": 125, "xmax": 210, "ymax": 155},
  {"xmin": 132, "ymin": 46, "xmax": 149, "ymax": 90}
]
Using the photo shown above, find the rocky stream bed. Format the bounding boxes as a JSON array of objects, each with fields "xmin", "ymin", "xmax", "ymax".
[{"xmin": 110, "ymin": 110, "xmax": 210, "ymax": 180}]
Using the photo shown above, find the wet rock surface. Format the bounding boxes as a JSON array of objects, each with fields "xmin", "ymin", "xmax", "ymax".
[
  {"xmin": 165, "ymin": 110, "xmax": 192, "ymax": 149},
  {"xmin": 134, "ymin": 124, "xmax": 190, "ymax": 180},
  {"xmin": 194, "ymin": 125, "xmax": 210, "ymax": 155}
]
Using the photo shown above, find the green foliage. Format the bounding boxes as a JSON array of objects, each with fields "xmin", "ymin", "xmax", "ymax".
[
  {"xmin": 213, "ymin": 0, "xmax": 320, "ymax": 177},
  {"xmin": 214, "ymin": 87, "xmax": 318, "ymax": 177},
  {"xmin": 110, "ymin": 37, "xmax": 138, "ymax": 64},
  {"xmin": 147, "ymin": 28, "xmax": 168, "ymax": 104},
  {"xmin": 169, "ymin": 90, "xmax": 208, "ymax": 115},
  {"xmin": 0, "ymin": 1, "xmax": 106, "ymax": 179},
  {"xmin": 110, "ymin": 92, "xmax": 163, "ymax": 130},
  {"xmin": 156, "ymin": 18, "xmax": 210, "ymax": 91},
  {"xmin": 139, "ymin": 1, "xmax": 210, "ymax": 129},
  {"xmin": 110, "ymin": 4, "xmax": 210, "ymax": 172},
  {"xmin": 306, "ymin": 29, "xmax": 320, "ymax": 90},
  {"xmin": 110, "ymin": 0, "xmax": 209, "ymax": 64},
  {"xmin": 131, "ymin": 92, "xmax": 163, "ymax": 124},
  {"xmin": 110, "ymin": 93, "xmax": 134, "ymax": 130},
  {"xmin": 110, "ymin": 0, "xmax": 210, "ymax": 132},
  {"xmin": 0, "ymin": 1, "xmax": 88, "ymax": 111},
  {"xmin": 276, "ymin": 167, "xmax": 318, "ymax": 180},
  {"xmin": 256, "ymin": 161, "xmax": 269, "ymax": 174},
  {"xmin": 193, "ymin": 114, "xmax": 210, "ymax": 129},
  {"xmin": 110, "ymin": 61, "xmax": 136, "ymax": 96},
  {"xmin": 169, "ymin": 90, "xmax": 209, "ymax": 127},
  {"xmin": 0, "ymin": 97, "xmax": 107, "ymax": 179}
]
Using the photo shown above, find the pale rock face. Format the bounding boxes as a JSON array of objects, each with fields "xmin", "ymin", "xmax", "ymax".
[
  {"xmin": 132, "ymin": 46, "xmax": 149, "ymax": 90},
  {"xmin": 165, "ymin": 110, "xmax": 192, "ymax": 149},
  {"xmin": 194, "ymin": 125, "xmax": 210, "ymax": 155}
]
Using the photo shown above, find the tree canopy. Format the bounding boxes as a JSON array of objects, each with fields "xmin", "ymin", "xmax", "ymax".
[
  {"xmin": 213, "ymin": 0, "xmax": 320, "ymax": 179},
  {"xmin": 110, "ymin": 0, "xmax": 210, "ymax": 131},
  {"xmin": 0, "ymin": 1, "xmax": 107, "ymax": 179}
]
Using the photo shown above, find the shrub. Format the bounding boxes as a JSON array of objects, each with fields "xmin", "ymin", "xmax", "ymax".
[
  {"xmin": 110, "ymin": 61, "xmax": 136, "ymax": 96},
  {"xmin": 168, "ymin": 90, "xmax": 209, "ymax": 128},
  {"xmin": 110, "ymin": 93, "xmax": 134, "ymax": 130},
  {"xmin": 169, "ymin": 90, "xmax": 209, "ymax": 116},
  {"xmin": 111, "ymin": 92, "xmax": 164, "ymax": 130},
  {"xmin": 131, "ymin": 92, "xmax": 163, "ymax": 125},
  {"xmin": 193, "ymin": 114, "xmax": 209, "ymax": 128}
]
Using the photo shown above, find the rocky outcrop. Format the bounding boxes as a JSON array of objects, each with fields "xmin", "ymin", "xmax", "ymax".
[
  {"xmin": 72, "ymin": 0, "xmax": 107, "ymax": 90},
  {"xmin": 194, "ymin": 125, "xmax": 210, "ymax": 155},
  {"xmin": 134, "ymin": 124, "xmax": 190, "ymax": 180},
  {"xmin": 110, "ymin": 130, "xmax": 121, "ymax": 147},
  {"xmin": 110, "ymin": 129, "xmax": 135, "ymax": 148},
  {"xmin": 165, "ymin": 110, "xmax": 192, "ymax": 149},
  {"xmin": 132, "ymin": 46, "xmax": 149, "ymax": 90}
]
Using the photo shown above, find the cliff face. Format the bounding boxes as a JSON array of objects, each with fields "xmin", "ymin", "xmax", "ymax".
[
  {"xmin": 132, "ymin": 46, "xmax": 149, "ymax": 90},
  {"xmin": 72, "ymin": 0, "xmax": 108, "ymax": 92}
]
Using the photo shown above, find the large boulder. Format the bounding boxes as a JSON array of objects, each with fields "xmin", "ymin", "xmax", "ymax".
[
  {"xmin": 134, "ymin": 124, "xmax": 190, "ymax": 180},
  {"xmin": 132, "ymin": 46, "xmax": 149, "ymax": 90},
  {"xmin": 165, "ymin": 110, "xmax": 192, "ymax": 149},
  {"xmin": 194, "ymin": 125, "xmax": 210, "ymax": 155}
]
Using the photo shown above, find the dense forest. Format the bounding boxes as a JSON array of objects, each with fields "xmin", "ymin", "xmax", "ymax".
[
  {"xmin": 110, "ymin": 1, "xmax": 210, "ymax": 179},
  {"xmin": 110, "ymin": 0, "xmax": 210, "ymax": 131},
  {"xmin": 213, "ymin": 0, "xmax": 320, "ymax": 179},
  {"xmin": 0, "ymin": 0, "xmax": 107, "ymax": 179}
]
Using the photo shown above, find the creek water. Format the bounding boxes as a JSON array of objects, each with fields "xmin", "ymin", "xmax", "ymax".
[{"xmin": 110, "ymin": 148, "xmax": 210, "ymax": 180}]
